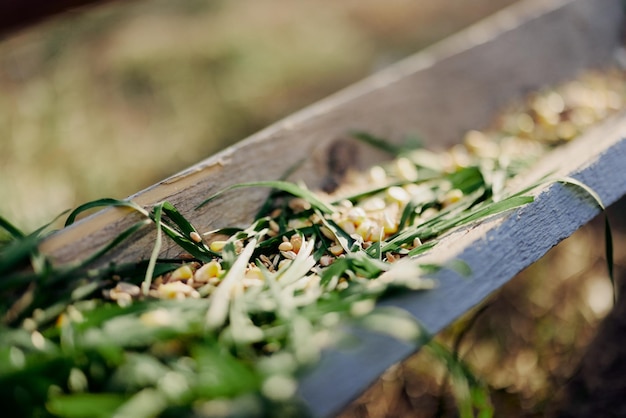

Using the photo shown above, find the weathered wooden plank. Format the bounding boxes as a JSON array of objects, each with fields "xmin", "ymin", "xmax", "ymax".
[
  {"xmin": 40, "ymin": 0, "xmax": 623, "ymax": 269},
  {"xmin": 298, "ymin": 110, "xmax": 626, "ymax": 417}
]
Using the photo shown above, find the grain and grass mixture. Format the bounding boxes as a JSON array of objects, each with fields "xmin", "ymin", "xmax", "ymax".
[{"xmin": 1, "ymin": 69, "xmax": 624, "ymax": 417}]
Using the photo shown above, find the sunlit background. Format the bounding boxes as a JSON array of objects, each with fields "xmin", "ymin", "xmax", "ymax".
[{"xmin": 2, "ymin": 0, "xmax": 625, "ymax": 416}]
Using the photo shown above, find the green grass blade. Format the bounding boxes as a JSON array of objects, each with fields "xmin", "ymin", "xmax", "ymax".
[
  {"xmin": 65, "ymin": 198, "xmax": 148, "ymax": 227},
  {"xmin": 157, "ymin": 202, "xmax": 217, "ymax": 262},
  {"xmin": 0, "ymin": 233, "xmax": 40, "ymax": 276},
  {"xmin": 0, "ymin": 215, "xmax": 25, "ymax": 239},
  {"xmin": 196, "ymin": 181, "xmax": 335, "ymax": 214},
  {"xmin": 558, "ymin": 176, "xmax": 615, "ymax": 303},
  {"xmin": 143, "ymin": 203, "xmax": 164, "ymax": 296},
  {"xmin": 450, "ymin": 195, "xmax": 534, "ymax": 226}
]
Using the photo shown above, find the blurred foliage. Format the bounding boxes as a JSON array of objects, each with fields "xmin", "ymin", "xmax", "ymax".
[{"xmin": 0, "ymin": 0, "xmax": 516, "ymax": 230}]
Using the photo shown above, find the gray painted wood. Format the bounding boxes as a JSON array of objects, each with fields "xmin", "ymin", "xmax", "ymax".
[
  {"xmin": 298, "ymin": 111, "xmax": 626, "ymax": 417},
  {"xmin": 36, "ymin": 0, "xmax": 626, "ymax": 416}
]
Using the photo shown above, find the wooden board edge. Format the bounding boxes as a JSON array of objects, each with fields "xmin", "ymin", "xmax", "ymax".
[
  {"xmin": 297, "ymin": 113, "xmax": 626, "ymax": 417},
  {"xmin": 39, "ymin": 0, "xmax": 623, "ymax": 267}
]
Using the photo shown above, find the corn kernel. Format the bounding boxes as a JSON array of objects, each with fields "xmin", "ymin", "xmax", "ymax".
[
  {"xmin": 320, "ymin": 226, "xmax": 336, "ymax": 241},
  {"xmin": 209, "ymin": 240, "xmax": 227, "ymax": 252},
  {"xmin": 195, "ymin": 260, "xmax": 222, "ymax": 282},
  {"xmin": 382, "ymin": 212, "xmax": 398, "ymax": 235},
  {"xmin": 329, "ymin": 245, "xmax": 344, "ymax": 256},
  {"xmin": 441, "ymin": 189, "xmax": 463, "ymax": 207},
  {"xmin": 362, "ymin": 197, "xmax": 386, "ymax": 212},
  {"xmin": 346, "ymin": 207, "xmax": 367, "ymax": 226},
  {"xmin": 245, "ymin": 266, "xmax": 264, "ymax": 280},
  {"xmin": 368, "ymin": 165, "xmax": 387, "ymax": 184},
  {"xmin": 386, "ymin": 186, "xmax": 410, "ymax": 205},
  {"xmin": 368, "ymin": 224, "xmax": 384, "ymax": 242},
  {"xmin": 394, "ymin": 157, "xmax": 418, "ymax": 181},
  {"xmin": 158, "ymin": 281, "xmax": 199, "ymax": 300},
  {"xmin": 170, "ymin": 265, "xmax": 193, "ymax": 282},
  {"xmin": 355, "ymin": 220, "xmax": 373, "ymax": 241},
  {"xmin": 337, "ymin": 219, "xmax": 356, "ymax": 235}
]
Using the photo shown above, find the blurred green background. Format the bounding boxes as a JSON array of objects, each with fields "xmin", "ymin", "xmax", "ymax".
[{"xmin": 0, "ymin": 0, "xmax": 517, "ymax": 231}]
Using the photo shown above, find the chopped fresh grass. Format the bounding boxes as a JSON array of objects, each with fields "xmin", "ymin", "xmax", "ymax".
[{"xmin": 0, "ymin": 68, "xmax": 622, "ymax": 417}]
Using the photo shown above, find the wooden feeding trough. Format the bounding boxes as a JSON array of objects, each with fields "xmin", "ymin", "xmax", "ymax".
[{"xmin": 39, "ymin": 0, "xmax": 626, "ymax": 415}]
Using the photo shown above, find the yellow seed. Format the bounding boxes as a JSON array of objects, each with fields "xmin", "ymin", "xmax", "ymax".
[
  {"xmin": 362, "ymin": 197, "xmax": 386, "ymax": 212},
  {"xmin": 290, "ymin": 234, "xmax": 303, "ymax": 253},
  {"xmin": 170, "ymin": 265, "xmax": 193, "ymax": 282},
  {"xmin": 368, "ymin": 224, "xmax": 384, "ymax": 242},
  {"xmin": 441, "ymin": 189, "xmax": 463, "ymax": 207},
  {"xmin": 368, "ymin": 165, "xmax": 387, "ymax": 184},
  {"xmin": 450, "ymin": 144, "xmax": 472, "ymax": 169},
  {"xmin": 337, "ymin": 219, "xmax": 356, "ymax": 235},
  {"xmin": 420, "ymin": 207, "xmax": 439, "ymax": 221},
  {"xmin": 346, "ymin": 207, "xmax": 367, "ymax": 226},
  {"xmin": 245, "ymin": 266, "xmax": 264, "ymax": 280},
  {"xmin": 382, "ymin": 212, "xmax": 398, "ymax": 235},
  {"xmin": 190, "ymin": 231, "xmax": 202, "ymax": 243},
  {"xmin": 269, "ymin": 220, "xmax": 280, "ymax": 232},
  {"xmin": 355, "ymin": 220, "xmax": 373, "ymax": 241},
  {"xmin": 394, "ymin": 157, "xmax": 418, "ymax": 181},
  {"xmin": 329, "ymin": 245, "xmax": 344, "ymax": 256},
  {"xmin": 288, "ymin": 218, "xmax": 312, "ymax": 229},
  {"xmin": 278, "ymin": 241, "xmax": 294, "ymax": 252},
  {"xmin": 320, "ymin": 226, "xmax": 335, "ymax": 241},
  {"xmin": 195, "ymin": 261, "xmax": 222, "ymax": 282},
  {"xmin": 158, "ymin": 281, "xmax": 199, "ymax": 300},
  {"xmin": 386, "ymin": 186, "xmax": 410, "ymax": 205},
  {"xmin": 209, "ymin": 240, "xmax": 227, "ymax": 252}
]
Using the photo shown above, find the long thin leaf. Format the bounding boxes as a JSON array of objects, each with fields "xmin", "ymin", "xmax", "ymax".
[
  {"xmin": 65, "ymin": 198, "xmax": 148, "ymax": 226},
  {"xmin": 0, "ymin": 215, "xmax": 24, "ymax": 239},
  {"xmin": 558, "ymin": 176, "xmax": 615, "ymax": 304},
  {"xmin": 143, "ymin": 203, "xmax": 164, "ymax": 296}
]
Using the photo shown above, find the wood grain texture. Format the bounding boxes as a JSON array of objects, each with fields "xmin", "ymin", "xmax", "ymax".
[
  {"xmin": 40, "ymin": 0, "xmax": 623, "ymax": 269},
  {"xmin": 33, "ymin": 0, "xmax": 626, "ymax": 415}
]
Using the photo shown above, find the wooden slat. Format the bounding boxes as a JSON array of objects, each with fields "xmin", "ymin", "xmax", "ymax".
[
  {"xmin": 40, "ymin": 0, "xmax": 623, "ymax": 268},
  {"xmin": 36, "ymin": 0, "xmax": 626, "ymax": 415},
  {"xmin": 298, "ymin": 110, "xmax": 626, "ymax": 417}
]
